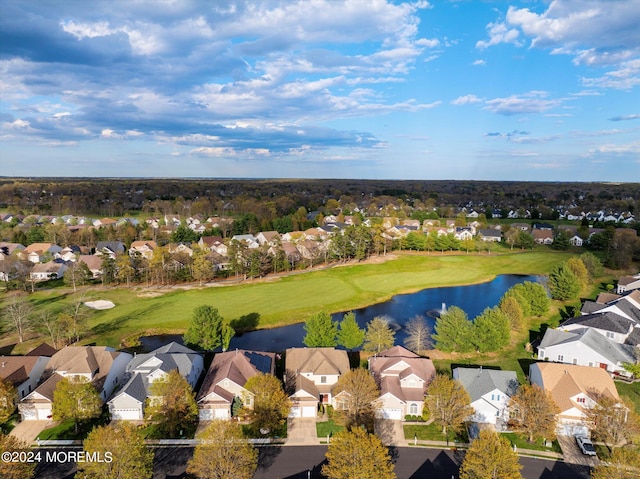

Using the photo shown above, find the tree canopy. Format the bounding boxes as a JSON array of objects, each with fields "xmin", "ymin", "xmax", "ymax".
[
  {"xmin": 432, "ymin": 306, "xmax": 473, "ymax": 353},
  {"xmin": 363, "ymin": 316, "xmax": 395, "ymax": 353},
  {"xmin": 424, "ymin": 374, "xmax": 473, "ymax": 441},
  {"xmin": 0, "ymin": 378, "xmax": 16, "ymax": 424},
  {"xmin": 243, "ymin": 373, "xmax": 290, "ymax": 435},
  {"xmin": 78, "ymin": 422, "xmax": 153, "ymax": 479},
  {"xmin": 52, "ymin": 376, "xmax": 102, "ymax": 434},
  {"xmin": 508, "ymin": 384, "xmax": 559, "ymax": 443},
  {"xmin": 184, "ymin": 305, "xmax": 224, "ymax": 351},
  {"xmin": 303, "ymin": 311, "xmax": 338, "ymax": 348},
  {"xmin": 187, "ymin": 420, "xmax": 258, "ymax": 479},
  {"xmin": 472, "ymin": 307, "xmax": 510, "ymax": 353},
  {"xmin": 590, "ymin": 447, "xmax": 640, "ymax": 479},
  {"xmin": 547, "ymin": 263, "xmax": 581, "ymax": 300},
  {"xmin": 146, "ymin": 370, "xmax": 198, "ymax": 438},
  {"xmin": 337, "ymin": 312, "xmax": 365, "ymax": 350},
  {"xmin": 403, "ymin": 315, "xmax": 431, "ymax": 354},
  {"xmin": 322, "ymin": 427, "xmax": 396, "ymax": 479},
  {"xmin": 459, "ymin": 429, "xmax": 523, "ymax": 479},
  {"xmin": 0, "ymin": 434, "xmax": 37, "ymax": 479},
  {"xmin": 588, "ymin": 396, "xmax": 640, "ymax": 450},
  {"xmin": 332, "ymin": 368, "xmax": 379, "ymax": 430}
]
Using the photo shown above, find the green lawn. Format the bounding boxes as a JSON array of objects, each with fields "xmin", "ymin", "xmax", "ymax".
[
  {"xmin": 37, "ymin": 412, "xmax": 110, "ymax": 441},
  {"xmin": 404, "ymin": 421, "xmax": 468, "ymax": 443},
  {"xmin": 501, "ymin": 432, "xmax": 561, "ymax": 453},
  {"xmin": 2, "ymin": 251, "xmax": 573, "ymax": 350},
  {"xmin": 616, "ymin": 381, "xmax": 640, "ymax": 414},
  {"xmin": 316, "ymin": 420, "xmax": 344, "ymax": 438}
]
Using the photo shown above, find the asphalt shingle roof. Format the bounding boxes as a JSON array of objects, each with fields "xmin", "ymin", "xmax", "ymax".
[{"xmin": 453, "ymin": 368, "xmax": 518, "ymax": 403}]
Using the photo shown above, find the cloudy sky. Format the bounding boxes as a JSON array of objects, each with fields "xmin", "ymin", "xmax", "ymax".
[{"xmin": 1, "ymin": 0, "xmax": 639, "ymax": 181}]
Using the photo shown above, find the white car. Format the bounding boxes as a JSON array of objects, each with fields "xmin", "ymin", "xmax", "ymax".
[{"xmin": 575, "ymin": 436, "xmax": 597, "ymax": 456}]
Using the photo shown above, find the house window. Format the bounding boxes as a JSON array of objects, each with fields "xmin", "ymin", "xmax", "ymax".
[
  {"xmin": 606, "ymin": 331, "xmax": 614, "ymax": 339},
  {"xmin": 491, "ymin": 394, "xmax": 501, "ymax": 401},
  {"xmin": 557, "ymin": 354, "xmax": 564, "ymax": 361},
  {"xmin": 588, "ymin": 362, "xmax": 594, "ymax": 367},
  {"xmin": 577, "ymin": 397, "xmax": 586, "ymax": 403},
  {"xmin": 572, "ymin": 358, "xmax": 578, "ymax": 365},
  {"xmin": 410, "ymin": 403, "xmax": 418, "ymax": 415},
  {"xmin": 320, "ymin": 376, "xmax": 327, "ymax": 384}
]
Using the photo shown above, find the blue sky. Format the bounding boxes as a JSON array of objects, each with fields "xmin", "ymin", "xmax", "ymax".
[{"xmin": 1, "ymin": 0, "xmax": 639, "ymax": 181}]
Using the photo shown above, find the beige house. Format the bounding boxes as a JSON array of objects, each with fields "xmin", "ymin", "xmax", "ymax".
[
  {"xmin": 0, "ymin": 355, "xmax": 51, "ymax": 401},
  {"xmin": 18, "ymin": 346, "xmax": 131, "ymax": 421},
  {"xmin": 129, "ymin": 240, "xmax": 157, "ymax": 259},
  {"xmin": 285, "ymin": 348, "xmax": 350, "ymax": 418},
  {"xmin": 529, "ymin": 362, "xmax": 621, "ymax": 436},
  {"xmin": 368, "ymin": 346, "xmax": 435, "ymax": 420},
  {"xmin": 197, "ymin": 349, "xmax": 275, "ymax": 421}
]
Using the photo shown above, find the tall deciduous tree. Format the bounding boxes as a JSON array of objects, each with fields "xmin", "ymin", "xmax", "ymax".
[
  {"xmin": 508, "ymin": 384, "xmax": 559, "ymax": 443},
  {"xmin": 499, "ymin": 296, "xmax": 524, "ymax": 330},
  {"xmin": 64, "ymin": 261, "xmax": 92, "ymax": 291},
  {"xmin": 322, "ymin": 427, "xmax": 396, "ymax": 479},
  {"xmin": 2, "ymin": 294, "xmax": 33, "ymax": 343},
  {"xmin": 146, "ymin": 370, "xmax": 198, "ymax": 438},
  {"xmin": 192, "ymin": 247, "xmax": 214, "ymax": 285},
  {"xmin": 589, "ymin": 396, "xmax": 640, "ymax": 450},
  {"xmin": 566, "ymin": 257, "xmax": 589, "ymax": 289},
  {"xmin": 433, "ymin": 306, "xmax": 473, "ymax": 353},
  {"xmin": 303, "ymin": 311, "xmax": 338, "ymax": 347},
  {"xmin": 580, "ymin": 251, "xmax": 604, "ymax": 279},
  {"xmin": 0, "ymin": 378, "xmax": 16, "ymax": 424},
  {"xmin": 403, "ymin": 315, "xmax": 431, "ymax": 354},
  {"xmin": 184, "ymin": 305, "xmax": 224, "ymax": 351},
  {"xmin": 459, "ymin": 429, "xmax": 523, "ymax": 479},
  {"xmin": 243, "ymin": 373, "xmax": 290, "ymax": 435},
  {"xmin": 78, "ymin": 422, "xmax": 153, "ymax": 479},
  {"xmin": 424, "ymin": 374, "xmax": 473, "ymax": 441},
  {"xmin": 0, "ymin": 434, "xmax": 37, "ymax": 479},
  {"xmin": 363, "ymin": 317, "xmax": 395, "ymax": 353},
  {"xmin": 590, "ymin": 447, "xmax": 640, "ymax": 479},
  {"xmin": 337, "ymin": 312, "xmax": 365, "ymax": 350},
  {"xmin": 332, "ymin": 368, "xmax": 379, "ymax": 430},
  {"xmin": 52, "ymin": 376, "xmax": 102, "ymax": 434},
  {"xmin": 187, "ymin": 420, "xmax": 258, "ymax": 479}
]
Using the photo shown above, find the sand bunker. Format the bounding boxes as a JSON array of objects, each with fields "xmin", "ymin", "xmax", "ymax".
[{"xmin": 84, "ymin": 300, "xmax": 115, "ymax": 310}]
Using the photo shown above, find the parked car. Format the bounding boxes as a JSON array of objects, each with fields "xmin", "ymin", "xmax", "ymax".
[{"xmin": 575, "ymin": 436, "xmax": 597, "ymax": 456}]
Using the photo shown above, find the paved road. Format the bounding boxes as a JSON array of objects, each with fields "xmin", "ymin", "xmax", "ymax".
[{"xmin": 33, "ymin": 446, "xmax": 591, "ymax": 479}]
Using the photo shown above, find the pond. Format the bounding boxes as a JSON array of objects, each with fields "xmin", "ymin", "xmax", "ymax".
[{"xmin": 140, "ymin": 274, "xmax": 541, "ymax": 353}]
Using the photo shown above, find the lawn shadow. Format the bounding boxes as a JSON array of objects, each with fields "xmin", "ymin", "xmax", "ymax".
[
  {"xmin": 30, "ymin": 292, "xmax": 71, "ymax": 307},
  {"xmin": 0, "ymin": 343, "xmax": 16, "ymax": 355},
  {"xmin": 230, "ymin": 312, "xmax": 261, "ymax": 333},
  {"xmin": 518, "ymin": 358, "xmax": 537, "ymax": 379},
  {"xmin": 90, "ymin": 304, "xmax": 158, "ymax": 337}
]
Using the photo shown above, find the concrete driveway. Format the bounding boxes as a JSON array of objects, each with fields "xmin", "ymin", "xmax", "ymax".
[
  {"xmin": 557, "ymin": 435, "xmax": 599, "ymax": 467},
  {"xmin": 375, "ymin": 418, "xmax": 405, "ymax": 446},
  {"xmin": 10, "ymin": 420, "xmax": 55, "ymax": 444},
  {"xmin": 286, "ymin": 417, "xmax": 319, "ymax": 445}
]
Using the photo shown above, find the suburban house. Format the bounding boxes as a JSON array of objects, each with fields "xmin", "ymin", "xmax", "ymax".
[
  {"xmin": 129, "ymin": 241, "xmax": 157, "ymax": 259},
  {"xmin": 477, "ymin": 229, "xmax": 502, "ymax": 242},
  {"xmin": 108, "ymin": 342, "xmax": 203, "ymax": 421},
  {"xmin": 368, "ymin": 346, "xmax": 436, "ymax": 420},
  {"xmin": 529, "ymin": 362, "xmax": 621, "ymax": 436},
  {"xmin": 256, "ymin": 231, "xmax": 281, "ymax": 247},
  {"xmin": 19, "ymin": 346, "xmax": 131, "ymax": 420},
  {"xmin": 29, "ymin": 261, "xmax": 67, "ymax": 281},
  {"xmin": 21, "ymin": 243, "xmax": 63, "ymax": 263},
  {"xmin": 452, "ymin": 367, "xmax": 518, "ymax": 427},
  {"xmin": 95, "ymin": 241, "xmax": 125, "ymax": 257},
  {"xmin": 0, "ymin": 355, "xmax": 51, "ymax": 401},
  {"xmin": 284, "ymin": 347, "xmax": 350, "ymax": 418},
  {"xmin": 559, "ymin": 311, "xmax": 637, "ymax": 345},
  {"xmin": 231, "ymin": 234, "xmax": 259, "ymax": 249},
  {"xmin": 569, "ymin": 235, "xmax": 583, "ymax": 247},
  {"xmin": 532, "ymin": 229, "xmax": 554, "ymax": 245},
  {"xmin": 0, "ymin": 242, "xmax": 25, "ymax": 260},
  {"xmin": 78, "ymin": 255, "xmax": 103, "ymax": 278},
  {"xmin": 617, "ymin": 274, "xmax": 640, "ymax": 294},
  {"xmin": 196, "ymin": 349, "xmax": 276, "ymax": 421},
  {"xmin": 537, "ymin": 327, "xmax": 635, "ymax": 377},
  {"xmin": 198, "ymin": 236, "xmax": 228, "ymax": 256}
]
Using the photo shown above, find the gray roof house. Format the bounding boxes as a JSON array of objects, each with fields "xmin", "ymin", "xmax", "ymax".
[
  {"xmin": 537, "ymin": 327, "xmax": 636, "ymax": 377},
  {"xmin": 452, "ymin": 367, "xmax": 518, "ymax": 428},
  {"xmin": 196, "ymin": 349, "xmax": 275, "ymax": 421},
  {"xmin": 560, "ymin": 311, "xmax": 636, "ymax": 345},
  {"xmin": 108, "ymin": 342, "xmax": 203, "ymax": 421}
]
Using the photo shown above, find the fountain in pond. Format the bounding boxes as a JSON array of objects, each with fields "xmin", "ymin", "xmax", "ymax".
[{"xmin": 426, "ymin": 302, "xmax": 447, "ymax": 319}]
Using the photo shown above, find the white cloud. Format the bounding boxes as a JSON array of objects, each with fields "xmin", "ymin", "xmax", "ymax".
[
  {"xmin": 476, "ymin": 21, "xmax": 520, "ymax": 49},
  {"xmin": 581, "ymin": 59, "xmax": 640, "ymax": 90},
  {"xmin": 451, "ymin": 94, "xmax": 482, "ymax": 105},
  {"xmin": 472, "ymin": 59, "xmax": 486, "ymax": 66},
  {"xmin": 190, "ymin": 146, "xmax": 236, "ymax": 157},
  {"xmin": 484, "ymin": 91, "xmax": 561, "ymax": 115}
]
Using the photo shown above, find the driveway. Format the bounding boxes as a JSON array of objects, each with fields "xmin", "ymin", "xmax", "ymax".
[
  {"xmin": 286, "ymin": 417, "xmax": 319, "ymax": 445},
  {"xmin": 375, "ymin": 418, "xmax": 405, "ymax": 446},
  {"xmin": 10, "ymin": 420, "xmax": 55, "ymax": 444},
  {"xmin": 557, "ymin": 435, "xmax": 599, "ymax": 467}
]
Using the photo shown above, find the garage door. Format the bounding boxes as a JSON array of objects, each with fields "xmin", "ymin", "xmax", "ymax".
[
  {"xmin": 289, "ymin": 407, "xmax": 301, "ymax": 418},
  {"xmin": 21, "ymin": 408, "xmax": 37, "ymax": 421},
  {"xmin": 302, "ymin": 406, "xmax": 316, "ymax": 417},
  {"xmin": 112, "ymin": 409, "xmax": 142, "ymax": 420},
  {"xmin": 199, "ymin": 409, "xmax": 213, "ymax": 420},
  {"xmin": 214, "ymin": 408, "xmax": 229, "ymax": 419},
  {"xmin": 378, "ymin": 409, "xmax": 402, "ymax": 420},
  {"xmin": 37, "ymin": 408, "xmax": 52, "ymax": 420}
]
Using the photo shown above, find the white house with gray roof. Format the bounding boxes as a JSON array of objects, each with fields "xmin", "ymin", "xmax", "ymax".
[
  {"xmin": 108, "ymin": 342, "xmax": 203, "ymax": 420},
  {"xmin": 452, "ymin": 367, "xmax": 518, "ymax": 428},
  {"xmin": 537, "ymin": 328, "xmax": 635, "ymax": 377}
]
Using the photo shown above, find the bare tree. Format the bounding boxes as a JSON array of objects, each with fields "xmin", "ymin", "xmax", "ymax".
[
  {"xmin": 35, "ymin": 310, "xmax": 63, "ymax": 349},
  {"xmin": 2, "ymin": 294, "xmax": 33, "ymax": 342},
  {"xmin": 403, "ymin": 315, "xmax": 431, "ymax": 354}
]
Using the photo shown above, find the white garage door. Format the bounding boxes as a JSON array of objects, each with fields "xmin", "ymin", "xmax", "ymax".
[
  {"xmin": 37, "ymin": 408, "xmax": 52, "ymax": 420},
  {"xmin": 289, "ymin": 407, "xmax": 301, "ymax": 418},
  {"xmin": 379, "ymin": 409, "xmax": 402, "ymax": 420},
  {"xmin": 21, "ymin": 408, "xmax": 37, "ymax": 421},
  {"xmin": 302, "ymin": 406, "xmax": 316, "ymax": 418},
  {"xmin": 112, "ymin": 409, "xmax": 142, "ymax": 420},
  {"xmin": 199, "ymin": 409, "xmax": 213, "ymax": 420},
  {"xmin": 214, "ymin": 408, "xmax": 229, "ymax": 419}
]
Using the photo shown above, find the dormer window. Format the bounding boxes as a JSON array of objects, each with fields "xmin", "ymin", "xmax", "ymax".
[
  {"xmin": 320, "ymin": 376, "xmax": 327, "ymax": 384},
  {"xmin": 577, "ymin": 397, "xmax": 586, "ymax": 403}
]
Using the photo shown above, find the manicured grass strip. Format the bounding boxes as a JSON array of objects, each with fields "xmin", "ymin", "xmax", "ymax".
[
  {"xmin": 316, "ymin": 420, "xmax": 344, "ymax": 438},
  {"xmin": 616, "ymin": 381, "xmax": 640, "ymax": 415},
  {"xmin": 501, "ymin": 432, "xmax": 561, "ymax": 453},
  {"xmin": 403, "ymin": 422, "xmax": 468, "ymax": 443}
]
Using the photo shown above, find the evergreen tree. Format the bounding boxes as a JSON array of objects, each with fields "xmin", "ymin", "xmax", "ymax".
[
  {"xmin": 499, "ymin": 296, "xmax": 524, "ymax": 330},
  {"xmin": 337, "ymin": 312, "xmax": 365, "ymax": 350},
  {"xmin": 184, "ymin": 305, "xmax": 224, "ymax": 351},
  {"xmin": 433, "ymin": 306, "xmax": 473, "ymax": 352},
  {"xmin": 303, "ymin": 312, "xmax": 338, "ymax": 347},
  {"xmin": 363, "ymin": 316, "xmax": 395, "ymax": 353},
  {"xmin": 459, "ymin": 429, "xmax": 523, "ymax": 479},
  {"xmin": 547, "ymin": 263, "xmax": 581, "ymax": 300},
  {"xmin": 472, "ymin": 307, "xmax": 510, "ymax": 352},
  {"xmin": 522, "ymin": 281, "xmax": 550, "ymax": 316}
]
